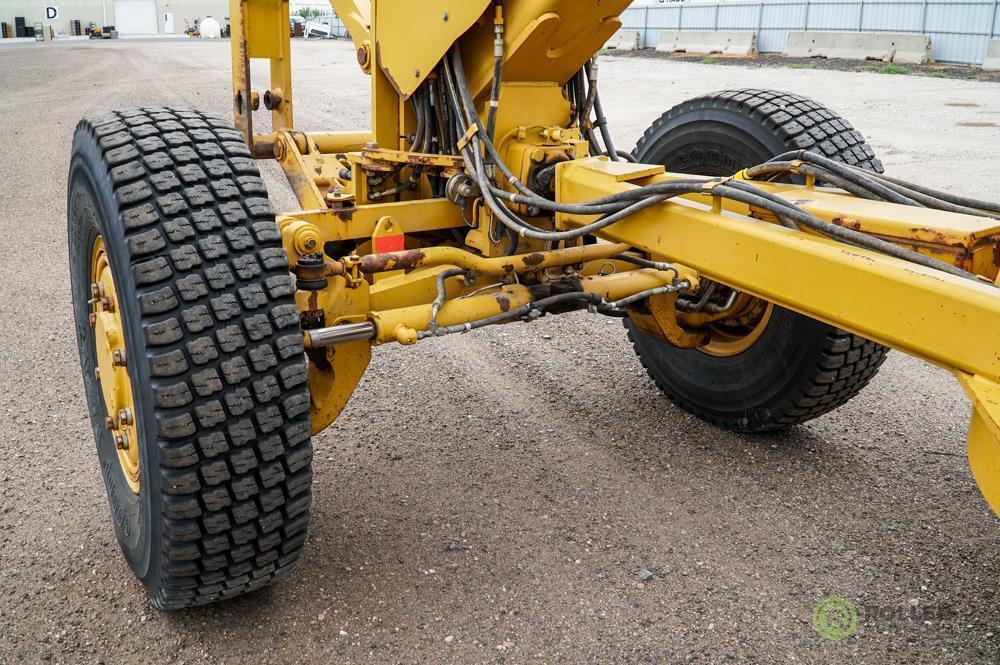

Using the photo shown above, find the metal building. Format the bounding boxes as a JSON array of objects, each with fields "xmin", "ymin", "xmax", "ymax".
[{"xmin": 1, "ymin": 0, "xmax": 230, "ymax": 36}]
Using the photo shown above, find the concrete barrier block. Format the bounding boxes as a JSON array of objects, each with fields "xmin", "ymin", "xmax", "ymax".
[
  {"xmin": 606, "ymin": 30, "xmax": 641, "ymax": 51},
  {"xmin": 655, "ymin": 31, "xmax": 757, "ymax": 56},
  {"xmin": 984, "ymin": 39, "xmax": 1000, "ymax": 71},
  {"xmin": 784, "ymin": 31, "xmax": 933, "ymax": 64}
]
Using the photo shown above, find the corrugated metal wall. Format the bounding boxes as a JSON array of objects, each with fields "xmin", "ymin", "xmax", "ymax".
[{"xmin": 621, "ymin": 0, "xmax": 999, "ymax": 65}]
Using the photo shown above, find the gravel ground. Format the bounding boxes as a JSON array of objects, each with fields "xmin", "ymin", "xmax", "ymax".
[
  {"xmin": 625, "ymin": 50, "xmax": 1000, "ymax": 84},
  {"xmin": 1, "ymin": 38, "xmax": 1000, "ymax": 664}
]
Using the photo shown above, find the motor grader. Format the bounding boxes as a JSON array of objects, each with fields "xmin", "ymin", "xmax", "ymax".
[{"xmin": 67, "ymin": 0, "xmax": 1000, "ymax": 609}]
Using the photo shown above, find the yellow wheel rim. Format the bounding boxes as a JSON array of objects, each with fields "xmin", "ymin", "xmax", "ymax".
[
  {"xmin": 699, "ymin": 300, "xmax": 774, "ymax": 358},
  {"xmin": 91, "ymin": 237, "xmax": 141, "ymax": 494}
]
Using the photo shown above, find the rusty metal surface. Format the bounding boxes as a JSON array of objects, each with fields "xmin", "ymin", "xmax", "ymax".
[
  {"xmin": 656, "ymin": 171, "xmax": 1000, "ymax": 280},
  {"xmin": 361, "ymin": 146, "xmax": 465, "ymax": 170},
  {"xmin": 369, "ymin": 267, "xmax": 678, "ymax": 345},
  {"xmin": 355, "ymin": 243, "xmax": 633, "ymax": 276}
]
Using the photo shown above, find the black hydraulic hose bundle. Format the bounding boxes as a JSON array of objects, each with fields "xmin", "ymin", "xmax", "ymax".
[
  {"xmin": 845, "ymin": 166, "xmax": 1000, "ymax": 216},
  {"xmin": 755, "ymin": 150, "xmax": 1000, "ymax": 220},
  {"xmin": 440, "ymin": 44, "xmax": 990, "ymax": 282},
  {"xmin": 583, "ymin": 60, "xmax": 632, "ymax": 163},
  {"xmin": 358, "ymin": 36, "xmax": 1000, "ymax": 340},
  {"xmin": 757, "ymin": 150, "xmax": 919, "ymax": 205},
  {"xmin": 485, "ymin": 0, "xmax": 504, "ymax": 144},
  {"xmin": 372, "ymin": 87, "xmax": 437, "ymax": 201},
  {"xmin": 568, "ymin": 58, "xmax": 633, "ymax": 162},
  {"xmin": 399, "ymin": 38, "xmax": 1000, "ymax": 340},
  {"xmin": 580, "ymin": 61, "xmax": 599, "ymax": 144},
  {"xmin": 393, "ymin": 38, "xmax": 1000, "ymax": 340}
]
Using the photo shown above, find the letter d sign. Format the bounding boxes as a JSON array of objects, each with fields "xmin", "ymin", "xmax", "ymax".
[{"xmin": 45, "ymin": 6, "xmax": 59, "ymax": 20}]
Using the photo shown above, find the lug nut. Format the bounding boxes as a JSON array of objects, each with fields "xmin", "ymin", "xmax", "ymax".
[
  {"xmin": 105, "ymin": 416, "xmax": 118, "ymax": 431},
  {"xmin": 89, "ymin": 313, "xmax": 97, "ymax": 327},
  {"xmin": 113, "ymin": 433, "xmax": 128, "ymax": 450},
  {"xmin": 90, "ymin": 282, "xmax": 104, "ymax": 299},
  {"xmin": 100, "ymin": 296, "xmax": 114, "ymax": 313},
  {"xmin": 95, "ymin": 368, "xmax": 100, "ymax": 380},
  {"xmin": 111, "ymin": 349, "xmax": 127, "ymax": 367},
  {"xmin": 118, "ymin": 408, "xmax": 133, "ymax": 426}
]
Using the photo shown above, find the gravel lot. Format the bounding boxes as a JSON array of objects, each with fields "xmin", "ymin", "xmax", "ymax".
[
  {"xmin": 1, "ymin": 37, "xmax": 1000, "ymax": 664},
  {"xmin": 631, "ymin": 51, "xmax": 1000, "ymax": 83}
]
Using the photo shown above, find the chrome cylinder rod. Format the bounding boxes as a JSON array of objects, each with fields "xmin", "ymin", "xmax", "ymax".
[{"xmin": 304, "ymin": 322, "xmax": 376, "ymax": 348}]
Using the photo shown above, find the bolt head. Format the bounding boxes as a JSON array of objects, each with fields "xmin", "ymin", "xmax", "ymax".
[
  {"xmin": 114, "ymin": 433, "xmax": 127, "ymax": 450},
  {"xmin": 111, "ymin": 349, "xmax": 127, "ymax": 367},
  {"xmin": 90, "ymin": 282, "xmax": 103, "ymax": 299},
  {"xmin": 100, "ymin": 296, "xmax": 114, "ymax": 313},
  {"xmin": 89, "ymin": 313, "xmax": 97, "ymax": 327},
  {"xmin": 118, "ymin": 408, "xmax": 133, "ymax": 426},
  {"xmin": 105, "ymin": 416, "xmax": 117, "ymax": 431}
]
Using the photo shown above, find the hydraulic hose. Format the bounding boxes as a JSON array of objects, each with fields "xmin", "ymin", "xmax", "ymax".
[
  {"xmin": 759, "ymin": 151, "xmax": 1000, "ymax": 219},
  {"xmin": 715, "ymin": 183, "xmax": 977, "ymax": 280},
  {"xmin": 440, "ymin": 45, "xmax": 981, "ymax": 281},
  {"xmin": 743, "ymin": 161, "xmax": 882, "ymax": 201},
  {"xmin": 856, "ymin": 175, "xmax": 998, "ymax": 218},
  {"xmin": 580, "ymin": 59, "xmax": 599, "ymax": 141},
  {"xmin": 485, "ymin": 0, "xmax": 504, "ymax": 144},
  {"xmin": 428, "ymin": 268, "xmax": 470, "ymax": 332},
  {"xmin": 843, "ymin": 164, "xmax": 1000, "ymax": 217},
  {"xmin": 592, "ymin": 98, "xmax": 616, "ymax": 160},
  {"xmin": 418, "ymin": 281, "xmax": 692, "ymax": 341},
  {"xmin": 419, "ymin": 291, "xmax": 601, "ymax": 339},
  {"xmin": 768, "ymin": 150, "xmax": 920, "ymax": 206},
  {"xmin": 613, "ymin": 253, "xmax": 680, "ymax": 278}
]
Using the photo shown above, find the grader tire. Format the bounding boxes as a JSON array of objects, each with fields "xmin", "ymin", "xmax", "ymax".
[
  {"xmin": 68, "ymin": 108, "xmax": 313, "ymax": 608},
  {"xmin": 628, "ymin": 89, "xmax": 889, "ymax": 432}
]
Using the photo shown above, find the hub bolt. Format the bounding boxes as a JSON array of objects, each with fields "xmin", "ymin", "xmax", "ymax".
[{"xmin": 111, "ymin": 349, "xmax": 127, "ymax": 367}]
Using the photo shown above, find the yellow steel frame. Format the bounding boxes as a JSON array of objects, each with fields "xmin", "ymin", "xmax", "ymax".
[
  {"xmin": 555, "ymin": 158, "xmax": 1000, "ymax": 512},
  {"xmin": 229, "ymin": 0, "xmax": 1000, "ymax": 516}
]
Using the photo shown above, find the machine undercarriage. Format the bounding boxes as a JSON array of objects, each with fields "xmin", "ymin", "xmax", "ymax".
[{"xmin": 67, "ymin": 0, "xmax": 1000, "ymax": 608}]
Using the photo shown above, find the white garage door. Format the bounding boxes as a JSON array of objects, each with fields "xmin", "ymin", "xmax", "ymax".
[{"xmin": 114, "ymin": 0, "xmax": 158, "ymax": 34}]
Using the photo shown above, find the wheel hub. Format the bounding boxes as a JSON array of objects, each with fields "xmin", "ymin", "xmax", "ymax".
[
  {"xmin": 91, "ymin": 237, "xmax": 140, "ymax": 493},
  {"xmin": 699, "ymin": 298, "xmax": 774, "ymax": 358}
]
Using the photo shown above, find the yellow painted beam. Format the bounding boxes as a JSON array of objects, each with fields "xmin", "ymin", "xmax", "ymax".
[
  {"xmin": 557, "ymin": 157, "xmax": 1000, "ymax": 383},
  {"xmin": 294, "ymin": 198, "xmax": 467, "ymax": 242},
  {"xmin": 650, "ymin": 170, "xmax": 1000, "ymax": 279}
]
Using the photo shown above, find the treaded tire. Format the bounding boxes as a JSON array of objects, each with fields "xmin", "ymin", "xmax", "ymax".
[
  {"xmin": 628, "ymin": 89, "xmax": 889, "ymax": 432},
  {"xmin": 68, "ymin": 108, "xmax": 313, "ymax": 609},
  {"xmin": 634, "ymin": 88, "xmax": 883, "ymax": 174}
]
